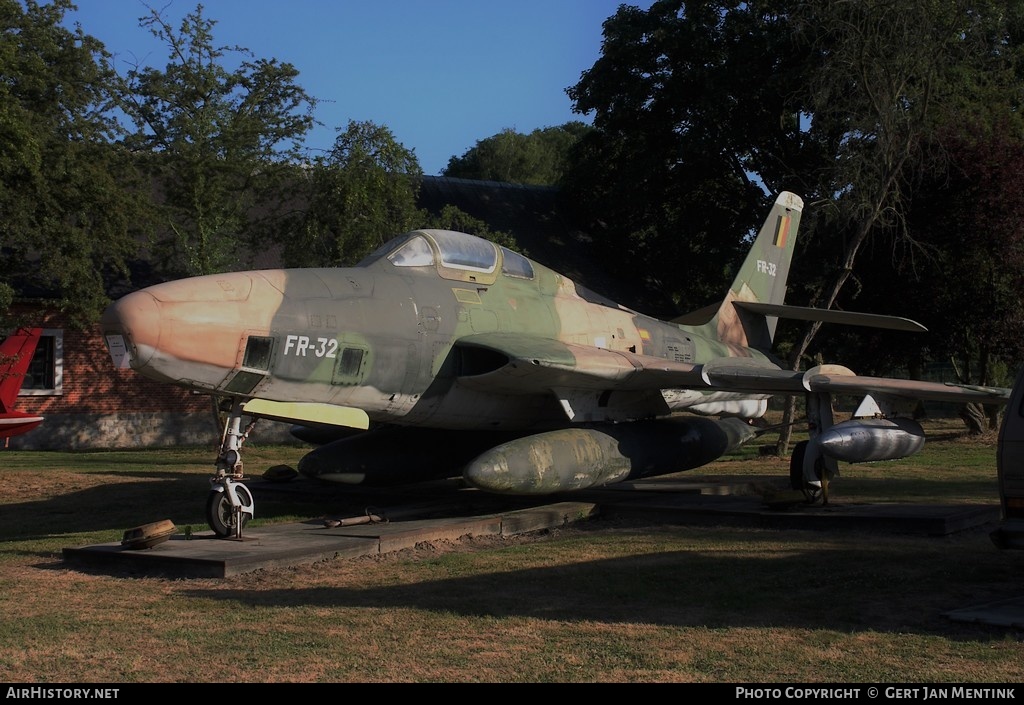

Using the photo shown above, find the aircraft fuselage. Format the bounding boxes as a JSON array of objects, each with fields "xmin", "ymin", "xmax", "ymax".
[{"xmin": 102, "ymin": 230, "xmax": 770, "ymax": 432}]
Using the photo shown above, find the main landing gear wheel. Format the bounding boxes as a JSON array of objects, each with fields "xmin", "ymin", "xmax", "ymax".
[
  {"xmin": 789, "ymin": 440, "xmax": 823, "ymax": 505},
  {"xmin": 206, "ymin": 483, "xmax": 253, "ymax": 538}
]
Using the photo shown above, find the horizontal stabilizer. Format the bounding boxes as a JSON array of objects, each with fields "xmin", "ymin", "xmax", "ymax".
[{"xmin": 733, "ymin": 302, "xmax": 927, "ymax": 333}]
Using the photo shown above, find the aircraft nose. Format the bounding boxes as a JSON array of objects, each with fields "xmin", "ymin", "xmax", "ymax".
[
  {"xmin": 101, "ymin": 290, "xmax": 161, "ymax": 369},
  {"xmin": 100, "ymin": 272, "xmax": 286, "ymax": 388}
]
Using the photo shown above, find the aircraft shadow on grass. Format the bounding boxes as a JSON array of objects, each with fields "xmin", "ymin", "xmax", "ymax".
[{"xmin": 178, "ymin": 535, "xmax": 1018, "ymax": 639}]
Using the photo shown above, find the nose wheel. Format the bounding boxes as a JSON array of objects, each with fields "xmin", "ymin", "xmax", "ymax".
[{"xmin": 206, "ymin": 480, "xmax": 254, "ymax": 538}]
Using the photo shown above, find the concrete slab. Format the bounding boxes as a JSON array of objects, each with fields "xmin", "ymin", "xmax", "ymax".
[
  {"xmin": 61, "ymin": 501, "xmax": 599, "ymax": 578},
  {"xmin": 576, "ymin": 477, "xmax": 1000, "ymax": 536},
  {"xmin": 945, "ymin": 597, "xmax": 1024, "ymax": 629},
  {"xmin": 60, "ymin": 474, "xmax": 1000, "ymax": 578},
  {"xmin": 62, "ymin": 523, "xmax": 380, "ymax": 578},
  {"xmin": 623, "ymin": 496, "xmax": 997, "ymax": 535},
  {"xmin": 589, "ymin": 481, "xmax": 995, "ymax": 536}
]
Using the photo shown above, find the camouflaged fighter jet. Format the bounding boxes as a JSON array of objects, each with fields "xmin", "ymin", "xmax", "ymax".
[{"xmin": 101, "ymin": 191, "xmax": 1011, "ymax": 537}]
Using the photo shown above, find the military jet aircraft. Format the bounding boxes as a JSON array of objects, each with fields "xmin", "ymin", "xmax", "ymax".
[
  {"xmin": 0, "ymin": 327, "xmax": 44, "ymax": 439},
  {"xmin": 101, "ymin": 192, "xmax": 1011, "ymax": 537}
]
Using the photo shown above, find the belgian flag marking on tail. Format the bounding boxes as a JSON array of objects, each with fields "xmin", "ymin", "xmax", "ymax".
[{"xmin": 773, "ymin": 215, "xmax": 791, "ymax": 248}]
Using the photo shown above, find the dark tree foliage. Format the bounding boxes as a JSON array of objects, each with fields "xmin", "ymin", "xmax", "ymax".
[
  {"xmin": 817, "ymin": 123, "xmax": 1024, "ymax": 431},
  {"xmin": 287, "ymin": 120, "xmax": 520, "ymax": 268},
  {"xmin": 921, "ymin": 129, "xmax": 1024, "ymax": 385},
  {"xmin": 0, "ymin": 0, "xmax": 144, "ymax": 326},
  {"xmin": 118, "ymin": 3, "xmax": 316, "ymax": 277},
  {"xmin": 779, "ymin": 0, "xmax": 1024, "ymax": 438},
  {"xmin": 284, "ymin": 120, "xmax": 424, "ymax": 267},
  {"xmin": 566, "ymin": 0, "xmax": 1024, "ymax": 438},
  {"xmin": 564, "ymin": 0, "xmax": 819, "ymax": 313},
  {"xmin": 444, "ymin": 122, "xmax": 592, "ymax": 186}
]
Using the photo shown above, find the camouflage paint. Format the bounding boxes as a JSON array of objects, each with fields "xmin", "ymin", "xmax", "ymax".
[
  {"xmin": 101, "ymin": 192, "xmax": 1011, "ymax": 495},
  {"xmin": 100, "ymin": 192, "xmax": 802, "ymax": 432}
]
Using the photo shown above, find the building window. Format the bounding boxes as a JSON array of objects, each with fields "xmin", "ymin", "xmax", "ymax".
[{"xmin": 19, "ymin": 329, "xmax": 63, "ymax": 397}]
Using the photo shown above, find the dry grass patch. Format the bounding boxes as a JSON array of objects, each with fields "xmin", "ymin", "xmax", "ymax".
[{"xmin": 0, "ymin": 423, "xmax": 1022, "ymax": 682}]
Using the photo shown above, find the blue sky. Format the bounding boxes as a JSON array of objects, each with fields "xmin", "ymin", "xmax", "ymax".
[{"xmin": 62, "ymin": 0, "xmax": 652, "ymax": 175}]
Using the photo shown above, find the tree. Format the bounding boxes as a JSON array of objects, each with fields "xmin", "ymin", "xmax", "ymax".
[
  {"xmin": 118, "ymin": 3, "xmax": 316, "ymax": 277},
  {"xmin": 565, "ymin": 0, "xmax": 813, "ymax": 315},
  {"xmin": 812, "ymin": 121, "xmax": 1024, "ymax": 433},
  {"xmin": 565, "ymin": 0, "xmax": 1024, "ymax": 440},
  {"xmin": 905, "ymin": 124, "xmax": 1024, "ymax": 430},
  {"xmin": 284, "ymin": 120, "xmax": 424, "ymax": 267},
  {"xmin": 773, "ymin": 0, "xmax": 1024, "ymax": 445},
  {"xmin": 285, "ymin": 120, "xmax": 523, "ymax": 268},
  {"xmin": 444, "ymin": 122, "xmax": 591, "ymax": 186},
  {"xmin": 0, "ymin": 0, "xmax": 143, "ymax": 326}
]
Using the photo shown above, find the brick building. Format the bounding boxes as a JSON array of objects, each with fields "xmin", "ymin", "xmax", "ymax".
[{"xmin": 8, "ymin": 309, "xmax": 226, "ymax": 450}]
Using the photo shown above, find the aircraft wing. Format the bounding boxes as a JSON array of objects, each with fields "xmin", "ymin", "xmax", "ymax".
[
  {"xmin": 801, "ymin": 368, "xmax": 1011, "ymax": 405},
  {"xmin": 454, "ymin": 333, "xmax": 708, "ymax": 392},
  {"xmin": 692, "ymin": 361, "xmax": 1010, "ymax": 404},
  {"xmin": 232, "ymin": 334, "xmax": 1007, "ymax": 434},
  {"xmin": 454, "ymin": 333, "xmax": 819, "ymax": 395},
  {"xmin": 453, "ymin": 333, "xmax": 1010, "ymax": 405}
]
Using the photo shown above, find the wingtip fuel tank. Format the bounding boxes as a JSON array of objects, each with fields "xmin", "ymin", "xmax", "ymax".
[{"xmin": 815, "ymin": 418, "xmax": 926, "ymax": 464}]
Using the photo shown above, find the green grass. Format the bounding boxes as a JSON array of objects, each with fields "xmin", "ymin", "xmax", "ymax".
[{"xmin": 0, "ymin": 422, "xmax": 1021, "ymax": 683}]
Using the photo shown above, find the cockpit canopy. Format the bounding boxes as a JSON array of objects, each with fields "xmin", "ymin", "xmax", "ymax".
[{"xmin": 361, "ymin": 229, "xmax": 534, "ymax": 283}]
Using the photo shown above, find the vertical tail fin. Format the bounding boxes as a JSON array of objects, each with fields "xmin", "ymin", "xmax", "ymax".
[
  {"xmin": 0, "ymin": 328, "xmax": 41, "ymax": 414},
  {"xmin": 709, "ymin": 191, "xmax": 803, "ymax": 352}
]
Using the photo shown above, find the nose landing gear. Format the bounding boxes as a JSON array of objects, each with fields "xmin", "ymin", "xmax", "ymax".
[{"xmin": 207, "ymin": 400, "xmax": 257, "ymax": 538}]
